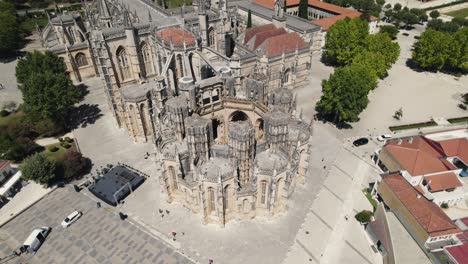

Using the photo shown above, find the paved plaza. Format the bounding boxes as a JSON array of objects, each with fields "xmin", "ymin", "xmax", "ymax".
[{"xmin": 0, "ymin": 187, "xmax": 191, "ymax": 264}]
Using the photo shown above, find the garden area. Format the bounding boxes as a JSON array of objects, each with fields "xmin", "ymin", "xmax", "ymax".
[
  {"xmin": 0, "ymin": 51, "xmax": 94, "ymax": 186},
  {"xmin": 446, "ymin": 7, "xmax": 468, "ymax": 18}
]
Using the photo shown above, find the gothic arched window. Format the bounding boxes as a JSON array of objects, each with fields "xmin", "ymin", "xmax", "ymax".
[
  {"xmin": 260, "ymin": 180, "xmax": 267, "ymax": 204},
  {"xmin": 207, "ymin": 28, "xmax": 215, "ymax": 48},
  {"xmin": 208, "ymin": 187, "xmax": 215, "ymax": 213},
  {"xmin": 141, "ymin": 43, "xmax": 154, "ymax": 76},
  {"xmin": 75, "ymin": 53, "xmax": 88, "ymax": 67},
  {"xmin": 117, "ymin": 47, "xmax": 131, "ymax": 81}
]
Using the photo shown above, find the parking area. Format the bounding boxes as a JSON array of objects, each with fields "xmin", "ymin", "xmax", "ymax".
[{"xmin": 0, "ymin": 187, "xmax": 191, "ymax": 264}]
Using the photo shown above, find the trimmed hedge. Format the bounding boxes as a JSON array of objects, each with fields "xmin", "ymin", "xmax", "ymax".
[
  {"xmin": 389, "ymin": 121, "xmax": 437, "ymax": 131},
  {"xmin": 424, "ymin": 0, "xmax": 468, "ymax": 11},
  {"xmin": 447, "ymin": 116, "xmax": 468, "ymax": 124},
  {"xmin": 48, "ymin": 145, "xmax": 59, "ymax": 152},
  {"xmin": 61, "ymin": 142, "xmax": 71, "ymax": 149}
]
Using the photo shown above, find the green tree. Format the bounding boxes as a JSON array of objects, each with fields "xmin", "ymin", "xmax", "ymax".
[
  {"xmin": 20, "ymin": 153, "xmax": 56, "ymax": 185},
  {"xmin": 379, "ymin": 25, "xmax": 399, "ymax": 39},
  {"xmin": 412, "ymin": 29, "xmax": 451, "ymax": 71},
  {"xmin": 355, "ymin": 210, "xmax": 373, "ymax": 223},
  {"xmin": 429, "ymin": 10, "xmax": 440, "ymax": 20},
  {"xmin": 284, "ymin": 0, "xmax": 287, "ymax": 12},
  {"xmin": 352, "ymin": 51, "xmax": 387, "ymax": 78},
  {"xmin": 401, "ymin": 10, "xmax": 419, "ymax": 29},
  {"xmin": 365, "ymin": 33, "xmax": 400, "ymax": 69},
  {"xmin": 324, "ymin": 17, "xmax": 369, "ymax": 66},
  {"xmin": 0, "ymin": 1, "xmax": 21, "ymax": 58},
  {"xmin": 393, "ymin": 3, "xmax": 401, "ymax": 11},
  {"xmin": 316, "ymin": 64, "xmax": 377, "ymax": 123},
  {"xmin": 16, "ymin": 51, "xmax": 81, "ymax": 125},
  {"xmin": 376, "ymin": 0, "xmax": 385, "ymax": 6},
  {"xmin": 447, "ymin": 27, "xmax": 468, "ymax": 72},
  {"xmin": 247, "ymin": 9, "xmax": 252, "ymax": 28},
  {"xmin": 57, "ymin": 151, "xmax": 91, "ymax": 182},
  {"xmin": 298, "ymin": 0, "xmax": 308, "ymax": 19},
  {"xmin": 16, "ymin": 51, "xmax": 67, "ymax": 84}
]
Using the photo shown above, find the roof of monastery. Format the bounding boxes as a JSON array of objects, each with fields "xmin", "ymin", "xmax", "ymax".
[
  {"xmin": 51, "ymin": 14, "xmax": 80, "ymax": 24},
  {"xmin": 232, "ymin": 1, "xmax": 320, "ymax": 32},
  {"xmin": 200, "ymin": 157, "xmax": 235, "ymax": 181},
  {"xmin": 383, "ymin": 136, "xmax": 457, "ymax": 176},
  {"xmin": 382, "ymin": 173, "xmax": 461, "ymax": 237},
  {"xmin": 156, "ymin": 27, "xmax": 195, "ymax": 46},
  {"xmin": 252, "ymin": 0, "xmax": 376, "ymax": 30},
  {"xmin": 243, "ymin": 24, "xmax": 306, "ymax": 58}
]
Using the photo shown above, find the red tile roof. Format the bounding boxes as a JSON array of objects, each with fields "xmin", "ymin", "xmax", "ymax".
[
  {"xmin": 425, "ymin": 172, "xmax": 463, "ymax": 192},
  {"xmin": 156, "ymin": 27, "xmax": 195, "ymax": 47},
  {"xmin": 384, "ymin": 137, "xmax": 456, "ymax": 176},
  {"xmin": 249, "ymin": 27, "xmax": 287, "ymax": 50},
  {"xmin": 383, "ymin": 173, "xmax": 461, "ymax": 237},
  {"xmin": 0, "ymin": 160, "xmax": 10, "ymax": 170},
  {"xmin": 263, "ymin": 32, "xmax": 306, "ymax": 57},
  {"xmin": 244, "ymin": 24, "xmax": 276, "ymax": 45},
  {"xmin": 446, "ymin": 243, "xmax": 468, "ymax": 264},
  {"xmin": 312, "ymin": 13, "xmax": 361, "ymax": 30},
  {"xmin": 438, "ymin": 138, "xmax": 468, "ymax": 164}
]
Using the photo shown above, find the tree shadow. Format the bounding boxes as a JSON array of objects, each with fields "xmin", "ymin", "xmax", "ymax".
[
  {"xmin": 0, "ymin": 51, "xmax": 26, "ymax": 64},
  {"xmin": 315, "ymin": 112, "xmax": 353, "ymax": 130},
  {"xmin": 405, "ymin": 58, "xmax": 427, "ymax": 73},
  {"xmin": 67, "ymin": 104, "xmax": 103, "ymax": 129},
  {"xmin": 320, "ymin": 54, "xmax": 338, "ymax": 67},
  {"xmin": 76, "ymin": 83, "xmax": 90, "ymax": 101}
]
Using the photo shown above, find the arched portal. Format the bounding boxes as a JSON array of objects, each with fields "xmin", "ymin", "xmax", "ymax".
[
  {"xmin": 139, "ymin": 104, "xmax": 148, "ymax": 137},
  {"xmin": 223, "ymin": 185, "xmax": 231, "ymax": 211},
  {"xmin": 212, "ymin": 119, "xmax": 222, "ymax": 143},
  {"xmin": 229, "ymin": 111, "xmax": 249, "ymax": 122}
]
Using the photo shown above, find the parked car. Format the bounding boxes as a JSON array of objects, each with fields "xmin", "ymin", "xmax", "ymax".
[
  {"xmin": 61, "ymin": 211, "xmax": 82, "ymax": 228},
  {"xmin": 353, "ymin": 137, "xmax": 369, "ymax": 146},
  {"xmin": 377, "ymin": 134, "xmax": 392, "ymax": 142},
  {"xmin": 22, "ymin": 227, "xmax": 51, "ymax": 253}
]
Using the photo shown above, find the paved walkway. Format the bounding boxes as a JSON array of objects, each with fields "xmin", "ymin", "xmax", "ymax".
[
  {"xmin": 0, "ymin": 182, "xmax": 55, "ymax": 227},
  {"xmin": 283, "ymin": 147, "xmax": 380, "ymax": 264},
  {"xmin": 35, "ymin": 132, "xmax": 75, "ymax": 147}
]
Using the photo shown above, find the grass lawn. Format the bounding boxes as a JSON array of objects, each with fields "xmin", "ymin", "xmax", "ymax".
[
  {"xmin": 20, "ymin": 16, "xmax": 49, "ymax": 33},
  {"xmin": 362, "ymin": 188, "xmax": 378, "ymax": 211},
  {"xmin": 0, "ymin": 111, "xmax": 26, "ymax": 127},
  {"xmin": 166, "ymin": 0, "xmax": 192, "ymax": 8},
  {"xmin": 389, "ymin": 121, "xmax": 437, "ymax": 132},
  {"xmin": 42, "ymin": 141, "xmax": 77, "ymax": 162},
  {"xmin": 446, "ymin": 7, "xmax": 468, "ymax": 18}
]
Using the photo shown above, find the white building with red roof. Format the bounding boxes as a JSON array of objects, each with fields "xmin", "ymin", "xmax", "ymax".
[{"xmin": 375, "ymin": 129, "xmax": 468, "ymax": 207}]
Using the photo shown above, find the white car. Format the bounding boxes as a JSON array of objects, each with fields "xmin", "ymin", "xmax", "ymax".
[
  {"xmin": 61, "ymin": 211, "xmax": 82, "ymax": 228},
  {"xmin": 377, "ymin": 134, "xmax": 392, "ymax": 142}
]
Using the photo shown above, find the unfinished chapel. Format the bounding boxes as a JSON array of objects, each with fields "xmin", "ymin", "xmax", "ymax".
[{"xmin": 40, "ymin": 0, "xmax": 317, "ymax": 225}]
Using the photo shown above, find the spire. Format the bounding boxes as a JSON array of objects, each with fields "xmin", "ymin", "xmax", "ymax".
[
  {"xmin": 148, "ymin": 10, "xmax": 152, "ymax": 22},
  {"xmin": 99, "ymin": 0, "xmax": 111, "ymax": 18}
]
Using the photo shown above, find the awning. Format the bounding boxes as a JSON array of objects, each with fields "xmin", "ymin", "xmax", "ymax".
[{"xmin": 0, "ymin": 171, "xmax": 22, "ymax": 196}]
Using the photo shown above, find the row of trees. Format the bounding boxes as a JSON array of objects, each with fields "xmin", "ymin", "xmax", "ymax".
[
  {"xmin": 383, "ymin": 4, "xmax": 428, "ymax": 29},
  {"xmin": 317, "ymin": 18, "xmax": 400, "ymax": 123},
  {"xmin": 412, "ymin": 27, "xmax": 467, "ymax": 73},
  {"xmin": 324, "ymin": 0, "xmax": 385, "ymax": 17},
  {"xmin": 0, "ymin": 1, "xmax": 21, "ymax": 58}
]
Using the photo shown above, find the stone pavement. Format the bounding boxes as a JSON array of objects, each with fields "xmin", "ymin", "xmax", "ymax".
[
  {"xmin": 0, "ymin": 182, "xmax": 55, "ymax": 227},
  {"xmin": 118, "ymin": 122, "xmax": 342, "ymax": 264},
  {"xmin": 0, "ymin": 187, "xmax": 191, "ymax": 264},
  {"xmin": 283, "ymin": 146, "xmax": 380, "ymax": 264}
]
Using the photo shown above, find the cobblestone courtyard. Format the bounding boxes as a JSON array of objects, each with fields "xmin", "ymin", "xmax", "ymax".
[{"xmin": 0, "ymin": 187, "xmax": 190, "ymax": 264}]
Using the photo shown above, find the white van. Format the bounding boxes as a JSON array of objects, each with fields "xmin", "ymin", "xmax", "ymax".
[{"xmin": 22, "ymin": 227, "xmax": 51, "ymax": 253}]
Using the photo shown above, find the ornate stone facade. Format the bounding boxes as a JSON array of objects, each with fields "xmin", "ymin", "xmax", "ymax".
[
  {"xmin": 40, "ymin": 0, "xmax": 319, "ymax": 143},
  {"xmin": 39, "ymin": 0, "xmax": 315, "ymax": 225}
]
